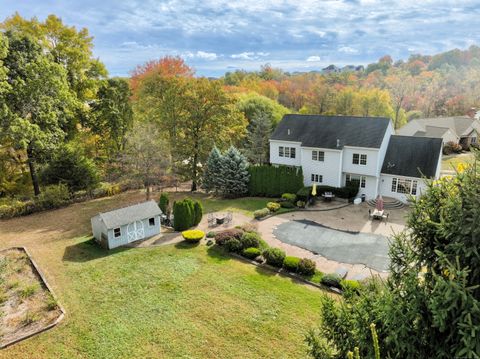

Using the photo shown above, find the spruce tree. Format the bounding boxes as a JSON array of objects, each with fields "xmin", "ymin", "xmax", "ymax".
[
  {"xmin": 219, "ymin": 146, "xmax": 250, "ymax": 198},
  {"xmin": 244, "ymin": 113, "xmax": 272, "ymax": 165},
  {"xmin": 202, "ymin": 146, "xmax": 223, "ymax": 194}
]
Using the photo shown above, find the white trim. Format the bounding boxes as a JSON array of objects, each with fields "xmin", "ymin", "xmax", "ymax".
[
  {"xmin": 343, "ymin": 145, "xmax": 380, "ymax": 151},
  {"xmin": 269, "ymin": 139, "xmax": 302, "ymax": 144},
  {"xmin": 301, "ymin": 146, "xmax": 343, "ymax": 152}
]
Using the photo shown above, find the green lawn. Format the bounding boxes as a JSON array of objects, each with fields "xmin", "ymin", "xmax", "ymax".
[
  {"xmin": 441, "ymin": 152, "xmax": 475, "ymax": 171},
  {"xmin": 0, "ymin": 191, "xmax": 324, "ymax": 359}
]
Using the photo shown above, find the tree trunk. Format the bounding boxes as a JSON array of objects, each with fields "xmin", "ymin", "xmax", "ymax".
[
  {"xmin": 26, "ymin": 146, "xmax": 40, "ymax": 196},
  {"xmin": 146, "ymin": 184, "xmax": 151, "ymax": 200},
  {"xmin": 191, "ymin": 138, "xmax": 199, "ymax": 192}
]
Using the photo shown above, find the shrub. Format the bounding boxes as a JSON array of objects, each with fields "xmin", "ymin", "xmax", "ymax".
[
  {"xmin": 258, "ymin": 239, "xmax": 270, "ymax": 251},
  {"xmin": 280, "ymin": 201, "xmax": 295, "ymax": 208},
  {"xmin": 36, "ymin": 184, "xmax": 70, "ymax": 210},
  {"xmin": 267, "ymin": 202, "xmax": 281, "ymax": 212},
  {"xmin": 253, "ymin": 208, "xmax": 270, "ymax": 219},
  {"xmin": 321, "ymin": 273, "xmax": 342, "ymax": 288},
  {"xmin": 283, "ymin": 256, "xmax": 301, "ymax": 272},
  {"xmin": 282, "ymin": 193, "xmax": 297, "ymax": 202},
  {"xmin": 248, "ymin": 165, "xmax": 304, "ymax": 197},
  {"xmin": 239, "ymin": 232, "xmax": 261, "ymax": 249},
  {"xmin": 242, "ymin": 247, "xmax": 261, "ymax": 259},
  {"xmin": 443, "ymin": 141, "xmax": 463, "ymax": 155},
  {"xmin": 296, "ymin": 186, "xmax": 312, "ymax": 201},
  {"xmin": 206, "ymin": 231, "xmax": 216, "ymax": 238},
  {"xmin": 263, "ymin": 247, "xmax": 286, "ymax": 267},
  {"xmin": 224, "ymin": 238, "xmax": 242, "ymax": 253},
  {"xmin": 181, "ymin": 229, "xmax": 205, "ymax": 243},
  {"xmin": 193, "ymin": 201, "xmax": 203, "ymax": 225},
  {"xmin": 340, "ymin": 279, "xmax": 361, "ymax": 292},
  {"xmin": 235, "ymin": 222, "xmax": 258, "ymax": 233},
  {"xmin": 214, "ymin": 228, "xmax": 244, "ymax": 245},
  {"xmin": 296, "ymin": 200, "xmax": 306, "ymax": 208},
  {"xmin": 298, "ymin": 258, "xmax": 316, "ymax": 276},
  {"xmin": 309, "ymin": 270, "xmax": 324, "ymax": 284},
  {"xmin": 159, "ymin": 192, "xmax": 169, "ymax": 214}
]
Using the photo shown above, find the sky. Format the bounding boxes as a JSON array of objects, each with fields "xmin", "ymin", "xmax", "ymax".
[{"xmin": 2, "ymin": 0, "xmax": 480, "ymax": 77}]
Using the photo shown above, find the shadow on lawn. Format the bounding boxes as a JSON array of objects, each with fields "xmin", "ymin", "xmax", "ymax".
[
  {"xmin": 62, "ymin": 238, "xmax": 129, "ymax": 262},
  {"xmin": 174, "ymin": 241, "xmax": 200, "ymax": 249},
  {"xmin": 205, "ymin": 245, "xmax": 231, "ymax": 262}
]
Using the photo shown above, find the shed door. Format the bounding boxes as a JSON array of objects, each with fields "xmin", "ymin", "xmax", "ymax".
[{"xmin": 126, "ymin": 220, "xmax": 145, "ymax": 242}]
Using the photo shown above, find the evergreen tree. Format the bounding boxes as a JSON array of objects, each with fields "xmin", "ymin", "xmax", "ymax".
[
  {"xmin": 202, "ymin": 146, "xmax": 223, "ymax": 194},
  {"xmin": 219, "ymin": 146, "xmax": 249, "ymax": 198},
  {"xmin": 244, "ymin": 113, "xmax": 272, "ymax": 165}
]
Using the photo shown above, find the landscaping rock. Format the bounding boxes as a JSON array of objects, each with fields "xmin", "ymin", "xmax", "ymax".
[{"xmin": 335, "ymin": 267, "xmax": 348, "ymax": 279}]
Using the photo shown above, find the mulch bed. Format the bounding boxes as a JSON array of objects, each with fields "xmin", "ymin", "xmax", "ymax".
[{"xmin": 0, "ymin": 247, "xmax": 64, "ymax": 349}]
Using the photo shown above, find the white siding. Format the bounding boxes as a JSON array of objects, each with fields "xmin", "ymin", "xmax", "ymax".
[
  {"xmin": 379, "ymin": 174, "xmax": 428, "ymax": 203},
  {"xmin": 441, "ymin": 129, "xmax": 459, "ymax": 144},
  {"xmin": 301, "ymin": 147, "xmax": 342, "ymax": 187},
  {"xmin": 376, "ymin": 123, "xmax": 395, "ymax": 175},
  {"xmin": 342, "ymin": 147, "xmax": 380, "ymax": 177},
  {"xmin": 106, "ymin": 215, "xmax": 161, "ymax": 250},
  {"xmin": 269, "ymin": 140, "xmax": 302, "ymax": 167}
]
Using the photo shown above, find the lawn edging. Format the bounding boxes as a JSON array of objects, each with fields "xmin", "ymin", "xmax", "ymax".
[
  {"xmin": 0, "ymin": 246, "xmax": 66, "ymax": 349},
  {"xmin": 214, "ymin": 246, "xmax": 342, "ymax": 295}
]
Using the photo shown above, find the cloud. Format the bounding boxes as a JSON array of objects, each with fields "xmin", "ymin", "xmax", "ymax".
[
  {"xmin": 230, "ymin": 51, "xmax": 269, "ymax": 60},
  {"xmin": 184, "ymin": 51, "xmax": 219, "ymax": 60},
  {"xmin": 306, "ymin": 55, "xmax": 321, "ymax": 62},
  {"xmin": 338, "ymin": 46, "xmax": 358, "ymax": 54}
]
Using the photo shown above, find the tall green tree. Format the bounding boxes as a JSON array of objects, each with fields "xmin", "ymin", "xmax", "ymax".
[
  {"xmin": 218, "ymin": 146, "xmax": 250, "ymax": 198},
  {"xmin": 307, "ymin": 152, "xmax": 480, "ymax": 358},
  {"xmin": 202, "ymin": 146, "xmax": 223, "ymax": 194},
  {"xmin": 244, "ymin": 113, "xmax": 272, "ymax": 165},
  {"xmin": 1, "ymin": 32, "xmax": 77, "ymax": 196},
  {"xmin": 90, "ymin": 78, "xmax": 134, "ymax": 157}
]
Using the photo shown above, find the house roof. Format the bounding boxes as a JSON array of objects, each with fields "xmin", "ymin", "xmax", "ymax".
[
  {"xmin": 270, "ymin": 114, "xmax": 391, "ymax": 149},
  {"xmin": 381, "ymin": 135, "xmax": 442, "ymax": 178},
  {"xmin": 404, "ymin": 116, "xmax": 478, "ymax": 137},
  {"xmin": 413, "ymin": 125, "xmax": 451, "ymax": 138},
  {"xmin": 97, "ymin": 200, "xmax": 162, "ymax": 229}
]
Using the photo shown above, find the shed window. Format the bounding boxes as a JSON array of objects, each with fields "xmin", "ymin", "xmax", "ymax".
[
  {"xmin": 114, "ymin": 228, "xmax": 121, "ymax": 238},
  {"xmin": 149, "ymin": 217, "xmax": 155, "ymax": 226}
]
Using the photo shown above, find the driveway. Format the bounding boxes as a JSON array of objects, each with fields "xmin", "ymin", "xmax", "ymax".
[{"xmin": 273, "ymin": 219, "xmax": 390, "ymax": 272}]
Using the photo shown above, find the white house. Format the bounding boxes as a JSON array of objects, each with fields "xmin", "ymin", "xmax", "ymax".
[
  {"xmin": 397, "ymin": 116, "xmax": 480, "ymax": 149},
  {"xmin": 91, "ymin": 200, "xmax": 162, "ymax": 249},
  {"xmin": 269, "ymin": 114, "xmax": 443, "ymax": 202}
]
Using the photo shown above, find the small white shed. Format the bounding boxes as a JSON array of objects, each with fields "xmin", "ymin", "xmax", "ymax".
[{"xmin": 91, "ymin": 200, "xmax": 162, "ymax": 249}]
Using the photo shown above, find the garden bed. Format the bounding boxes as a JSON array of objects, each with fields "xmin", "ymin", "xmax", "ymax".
[{"xmin": 0, "ymin": 247, "xmax": 64, "ymax": 348}]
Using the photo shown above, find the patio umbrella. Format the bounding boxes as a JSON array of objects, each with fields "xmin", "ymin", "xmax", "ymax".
[
  {"xmin": 375, "ymin": 195, "xmax": 384, "ymax": 211},
  {"xmin": 311, "ymin": 183, "xmax": 317, "ymax": 197}
]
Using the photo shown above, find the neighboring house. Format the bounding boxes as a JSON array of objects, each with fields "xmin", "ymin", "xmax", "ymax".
[
  {"xmin": 91, "ymin": 200, "xmax": 162, "ymax": 249},
  {"xmin": 269, "ymin": 114, "xmax": 443, "ymax": 202},
  {"xmin": 397, "ymin": 116, "xmax": 480, "ymax": 149}
]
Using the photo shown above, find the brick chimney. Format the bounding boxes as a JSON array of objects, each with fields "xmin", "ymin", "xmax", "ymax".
[{"xmin": 467, "ymin": 107, "xmax": 476, "ymax": 118}]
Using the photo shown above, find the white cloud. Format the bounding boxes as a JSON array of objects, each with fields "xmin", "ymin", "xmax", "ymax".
[
  {"xmin": 338, "ymin": 46, "xmax": 358, "ymax": 54},
  {"xmin": 231, "ymin": 51, "xmax": 269, "ymax": 60},
  {"xmin": 184, "ymin": 51, "xmax": 218, "ymax": 60},
  {"xmin": 306, "ymin": 55, "xmax": 321, "ymax": 62}
]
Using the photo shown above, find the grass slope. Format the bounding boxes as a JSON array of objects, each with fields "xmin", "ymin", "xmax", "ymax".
[{"xmin": 0, "ymin": 191, "xmax": 323, "ymax": 358}]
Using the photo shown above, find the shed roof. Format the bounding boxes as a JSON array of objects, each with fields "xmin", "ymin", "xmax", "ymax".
[
  {"xmin": 270, "ymin": 114, "xmax": 391, "ymax": 149},
  {"xmin": 381, "ymin": 135, "xmax": 442, "ymax": 178},
  {"xmin": 97, "ymin": 200, "xmax": 162, "ymax": 229}
]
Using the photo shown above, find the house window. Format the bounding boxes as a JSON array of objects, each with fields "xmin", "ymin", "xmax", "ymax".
[
  {"xmin": 280, "ymin": 146, "xmax": 295, "ymax": 159},
  {"xmin": 114, "ymin": 228, "xmax": 121, "ymax": 238},
  {"xmin": 312, "ymin": 150, "xmax": 325, "ymax": 161},
  {"xmin": 352, "ymin": 153, "xmax": 367, "ymax": 165},
  {"xmin": 149, "ymin": 217, "xmax": 155, "ymax": 226},
  {"xmin": 279, "ymin": 146, "xmax": 284, "ymax": 157},
  {"xmin": 352, "ymin": 153, "xmax": 359, "ymax": 164},
  {"xmin": 472, "ymin": 137, "xmax": 477, "ymax": 144},
  {"xmin": 346, "ymin": 174, "xmax": 366, "ymax": 188},
  {"xmin": 290, "ymin": 148, "xmax": 296, "ymax": 158},
  {"xmin": 311, "ymin": 174, "xmax": 323, "ymax": 183},
  {"xmin": 391, "ymin": 178, "xmax": 418, "ymax": 195},
  {"xmin": 285, "ymin": 147, "xmax": 290, "ymax": 158},
  {"xmin": 360, "ymin": 154, "xmax": 367, "ymax": 165}
]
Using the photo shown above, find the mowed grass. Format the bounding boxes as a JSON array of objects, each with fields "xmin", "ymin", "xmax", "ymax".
[
  {"xmin": 441, "ymin": 152, "xmax": 475, "ymax": 171},
  {"xmin": 0, "ymin": 190, "xmax": 323, "ymax": 359}
]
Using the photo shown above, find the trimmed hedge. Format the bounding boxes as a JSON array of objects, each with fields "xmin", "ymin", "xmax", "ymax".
[
  {"xmin": 159, "ymin": 192, "xmax": 169, "ymax": 214},
  {"xmin": 267, "ymin": 202, "xmax": 281, "ymax": 212},
  {"xmin": 253, "ymin": 208, "xmax": 270, "ymax": 219},
  {"xmin": 298, "ymin": 258, "xmax": 316, "ymax": 276},
  {"xmin": 242, "ymin": 247, "xmax": 261, "ymax": 259},
  {"xmin": 283, "ymin": 256, "xmax": 301, "ymax": 272},
  {"xmin": 224, "ymin": 238, "xmax": 242, "ymax": 253},
  {"xmin": 263, "ymin": 247, "xmax": 286, "ymax": 267},
  {"xmin": 181, "ymin": 230, "xmax": 205, "ymax": 243},
  {"xmin": 280, "ymin": 201, "xmax": 295, "ymax": 208},
  {"xmin": 340, "ymin": 279, "xmax": 361, "ymax": 292},
  {"xmin": 248, "ymin": 165, "xmax": 304, "ymax": 197},
  {"xmin": 281, "ymin": 193, "xmax": 297, "ymax": 203},
  {"xmin": 321, "ymin": 273, "xmax": 342, "ymax": 288},
  {"xmin": 296, "ymin": 184, "xmax": 359, "ymax": 201},
  {"xmin": 173, "ymin": 198, "xmax": 203, "ymax": 231},
  {"xmin": 239, "ymin": 232, "xmax": 260, "ymax": 249},
  {"xmin": 214, "ymin": 228, "xmax": 244, "ymax": 245}
]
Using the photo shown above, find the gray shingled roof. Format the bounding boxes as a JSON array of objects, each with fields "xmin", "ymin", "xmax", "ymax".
[
  {"xmin": 98, "ymin": 200, "xmax": 162, "ymax": 229},
  {"xmin": 410, "ymin": 116, "xmax": 477, "ymax": 137},
  {"xmin": 270, "ymin": 114, "xmax": 391, "ymax": 149},
  {"xmin": 381, "ymin": 136, "xmax": 442, "ymax": 178},
  {"xmin": 413, "ymin": 126, "xmax": 450, "ymax": 138}
]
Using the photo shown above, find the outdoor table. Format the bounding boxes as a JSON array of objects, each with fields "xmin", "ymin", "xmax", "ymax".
[
  {"xmin": 372, "ymin": 209, "xmax": 384, "ymax": 219},
  {"xmin": 322, "ymin": 192, "xmax": 335, "ymax": 202}
]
